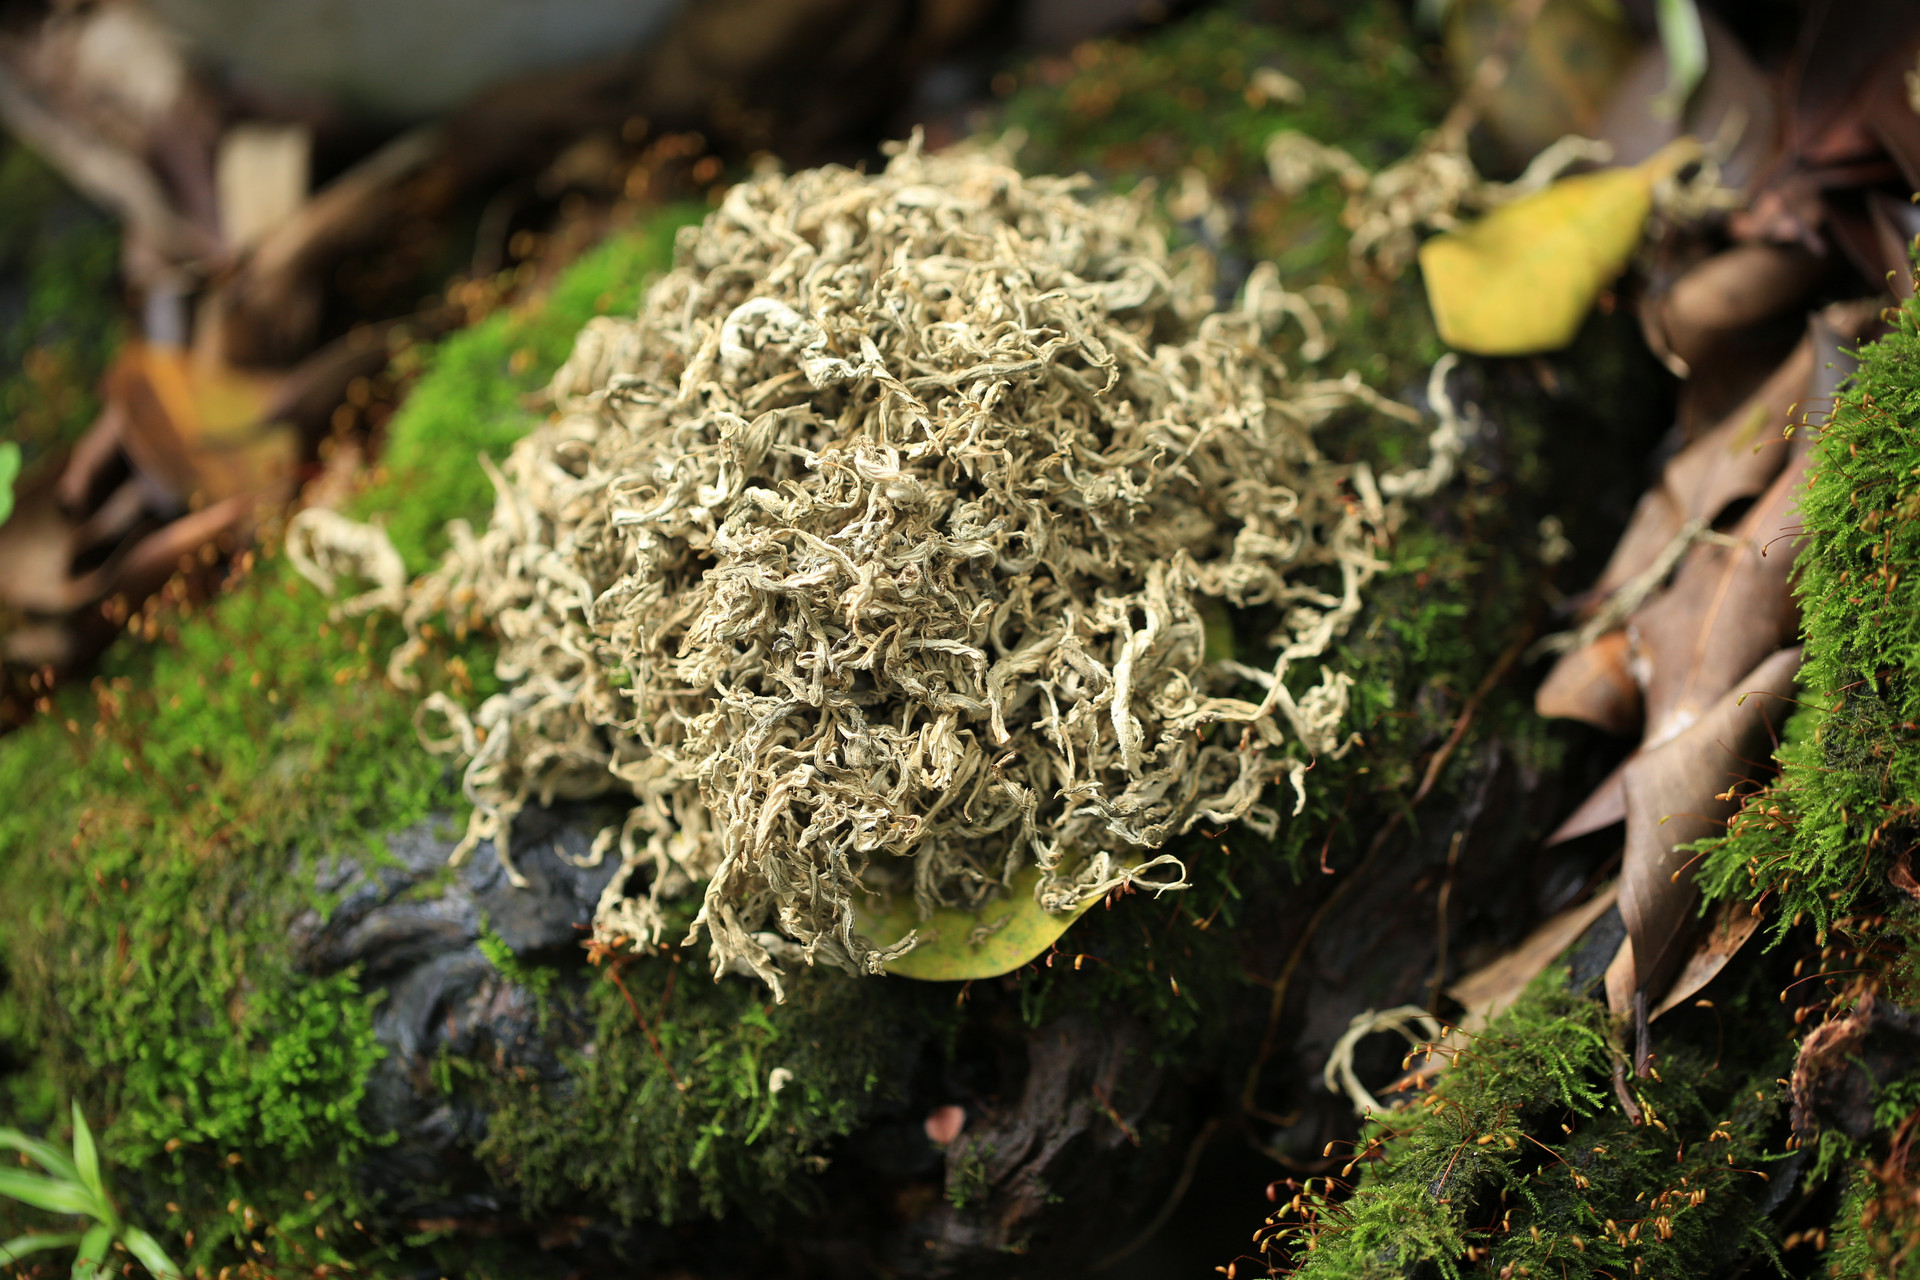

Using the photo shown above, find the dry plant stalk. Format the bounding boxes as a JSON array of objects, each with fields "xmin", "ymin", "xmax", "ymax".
[{"xmin": 347, "ymin": 137, "xmax": 1423, "ymax": 995}]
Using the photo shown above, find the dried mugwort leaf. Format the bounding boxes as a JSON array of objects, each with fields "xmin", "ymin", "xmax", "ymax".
[
  {"xmin": 1418, "ymin": 137, "xmax": 1700, "ymax": 355},
  {"xmin": 351, "ymin": 136, "xmax": 1423, "ymax": 996}
]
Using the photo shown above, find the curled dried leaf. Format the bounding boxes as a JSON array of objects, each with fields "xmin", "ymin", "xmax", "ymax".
[{"xmin": 1618, "ymin": 645, "xmax": 1801, "ymax": 1011}]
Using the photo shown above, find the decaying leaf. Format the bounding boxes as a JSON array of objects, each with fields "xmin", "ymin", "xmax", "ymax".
[
  {"xmin": 1534, "ymin": 628, "xmax": 1639, "ymax": 735},
  {"xmin": 852, "ymin": 863, "xmax": 1117, "ymax": 981},
  {"xmin": 105, "ymin": 342, "xmax": 295, "ymax": 503},
  {"xmin": 1626, "ymin": 432, "xmax": 1808, "ymax": 752},
  {"xmin": 1418, "ymin": 138, "xmax": 1699, "ymax": 356},
  {"xmin": 1547, "ymin": 756, "xmax": 1627, "ymax": 846},
  {"xmin": 1575, "ymin": 332, "xmax": 1810, "ymax": 611},
  {"xmin": 1618, "ymin": 645, "xmax": 1800, "ymax": 1014},
  {"xmin": 1449, "ymin": 883, "xmax": 1619, "ymax": 1034},
  {"xmin": 1594, "ymin": 6, "xmax": 1775, "ymax": 190},
  {"xmin": 1651, "ymin": 242, "xmax": 1825, "ymax": 376},
  {"xmin": 1648, "ymin": 895, "xmax": 1761, "ymax": 1020}
]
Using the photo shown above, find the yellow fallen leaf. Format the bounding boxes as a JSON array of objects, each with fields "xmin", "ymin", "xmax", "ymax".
[
  {"xmin": 1419, "ymin": 138, "xmax": 1700, "ymax": 356},
  {"xmin": 854, "ymin": 864, "xmax": 1108, "ymax": 981}
]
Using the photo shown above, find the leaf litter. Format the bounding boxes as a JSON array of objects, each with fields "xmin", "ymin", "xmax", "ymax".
[{"xmin": 296, "ymin": 136, "xmax": 1435, "ymax": 995}]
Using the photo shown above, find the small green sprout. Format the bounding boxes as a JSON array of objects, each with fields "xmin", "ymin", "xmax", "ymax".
[
  {"xmin": 0, "ymin": 1102, "xmax": 178, "ymax": 1278},
  {"xmin": 0, "ymin": 440, "xmax": 20, "ymax": 527}
]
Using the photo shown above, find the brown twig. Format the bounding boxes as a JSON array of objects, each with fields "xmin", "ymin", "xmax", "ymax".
[
  {"xmin": 603, "ymin": 955, "xmax": 682, "ymax": 1090},
  {"xmin": 1411, "ymin": 627, "xmax": 1532, "ymax": 808},
  {"xmin": 1089, "ymin": 1117, "xmax": 1221, "ymax": 1272}
]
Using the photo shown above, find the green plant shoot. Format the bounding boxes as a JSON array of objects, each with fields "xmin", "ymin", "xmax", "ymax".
[{"xmin": 0, "ymin": 1102, "xmax": 179, "ymax": 1278}]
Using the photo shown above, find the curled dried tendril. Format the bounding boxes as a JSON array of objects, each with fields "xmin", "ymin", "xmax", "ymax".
[{"xmin": 298, "ymin": 136, "xmax": 1428, "ymax": 997}]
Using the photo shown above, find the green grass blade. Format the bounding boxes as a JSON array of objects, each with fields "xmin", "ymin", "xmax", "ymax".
[
  {"xmin": 0, "ymin": 439, "xmax": 19, "ymax": 527},
  {"xmin": 0, "ymin": 1125, "xmax": 82, "ymax": 1182},
  {"xmin": 70, "ymin": 1222, "xmax": 111, "ymax": 1280},
  {"xmin": 0, "ymin": 1231, "xmax": 84, "ymax": 1263},
  {"xmin": 69, "ymin": 1103, "xmax": 104, "ymax": 1202},
  {"xmin": 0, "ymin": 1167, "xmax": 100, "ymax": 1217},
  {"xmin": 120, "ymin": 1226, "xmax": 180, "ymax": 1279},
  {"xmin": 1651, "ymin": 0, "xmax": 1707, "ymax": 120}
]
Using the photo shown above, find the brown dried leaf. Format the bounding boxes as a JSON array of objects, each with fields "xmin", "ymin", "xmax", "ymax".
[
  {"xmin": 105, "ymin": 342, "xmax": 295, "ymax": 504},
  {"xmin": 1579, "ymin": 334, "xmax": 1810, "ymax": 608},
  {"xmin": 1654, "ymin": 243, "xmax": 1825, "ymax": 376},
  {"xmin": 1618, "ymin": 645, "xmax": 1801, "ymax": 1008},
  {"xmin": 1534, "ymin": 628, "xmax": 1639, "ymax": 736},
  {"xmin": 1603, "ymin": 933, "xmax": 1634, "ymax": 1017},
  {"xmin": 1546, "ymin": 756, "xmax": 1627, "ymax": 846},
  {"xmin": 1449, "ymin": 883, "xmax": 1619, "ymax": 1034},
  {"xmin": 0, "ymin": 457, "xmax": 101, "ymax": 617},
  {"xmin": 1649, "ymin": 896, "xmax": 1761, "ymax": 1020},
  {"xmin": 1865, "ymin": 54, "xmax": 1920, "ymax": 192},
  {"xmin": 1594, "ymin": 8, "xmax": 1776, "ymax": 190},
  {"xmin": 1626, "ymin": 433, "xmax": 1808, "ymax": 751},
  {"xmin": 1787, "ymin": 3, "xmax": 1920, "ymax": 172}
]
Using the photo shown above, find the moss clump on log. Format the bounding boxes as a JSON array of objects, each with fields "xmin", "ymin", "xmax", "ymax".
[
  {"xmin": 0, "ymin": 217, "xmax": 691, "ymax": 1274},
  {"xmin": 0, "ymin": 5, "xmax": 1671, "ymax": 1274},
  {"xmin": 472, "ymin": 933, "xmax": 920, "ymax": 1225},
  {"xmin": 385, "ymin": 139, "xmax": 1420, "ymax": 992},
  {"xmin": 1274, "ymin": 954, "xmax": 1796, "ymax": 1278}
]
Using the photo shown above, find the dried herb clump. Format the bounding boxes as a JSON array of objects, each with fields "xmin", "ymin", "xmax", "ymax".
[{"xmin": 405, "ymin": 138, "xmax": 1411, "ymax": 993}]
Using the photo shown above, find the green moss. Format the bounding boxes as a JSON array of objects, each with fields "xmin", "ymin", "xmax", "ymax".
[
  {"xmin": 1826, "ymin": 1158, "xmax": 1920, "ymax": 1280},
  {"xmin": 1003, "ymin": 4, "xmax": 1437, "ymax": 208},
  {"xmin": 1000, "ymin": 1, "xmax": 1447, "ymax": 385},
  {"xmin": 0, "ymin": 572, "xmax": 430, "ymax": 1272},
  {"xmin": 1277, "ymin": 968, "xmax": 1792, "ymax": 1280},
  {"xmin": 0, "ymin": 209, "xmax": 700, "ymax": 1274},
  {"xmin": 475, "ymin": 948, "xmax": 914, "ymax": 1224},
  {"xmin": 0, "ymin": 138, "xmax": 124, "ymax": 472}
]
